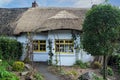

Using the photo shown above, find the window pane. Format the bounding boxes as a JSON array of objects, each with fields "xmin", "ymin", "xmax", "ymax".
[
  {"xmin": 55, "ymin": 40, "xmax": 73, "ymax": 53},
  {"xmin": 33, "ymin": 43, "xmax": 38, "ymax": 50},
  {"xmin": 40, "ymin": 40, "xmax": 46, "ymax": 43},
  {"xmin": 60, "ymin": 40, "xmax": 64, "ymax": 43},
  {"xmin": 56, "ymin": 40, "xmax": 59, "ymax": 43},
  {"xmin": 60, "ymin": 45, "xmax": 64, "ymax": 52},
  {"xmin": 33, "ymin": 40, "xmax": 46, "ymax": 52},
  {"xmin": 55, "ymin": 45, "xmax": 59, "ymax": 52}
]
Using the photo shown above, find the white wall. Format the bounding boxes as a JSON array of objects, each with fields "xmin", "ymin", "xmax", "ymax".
[
  {"xmin": 16, "ymin": 33, "xmax": 49, "ymax": 62},
  {"xmin": 48, "ymin": 30, "xmax": 93, "ymax": 66},
  {"xmin": 16, "ymin": 30, "xmax": 94, "ymax": 66}
]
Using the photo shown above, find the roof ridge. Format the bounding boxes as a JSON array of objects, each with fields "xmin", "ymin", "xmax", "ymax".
[{"xmin": 48, "ymin": 10, "xmax": 79, "ymax": 19}]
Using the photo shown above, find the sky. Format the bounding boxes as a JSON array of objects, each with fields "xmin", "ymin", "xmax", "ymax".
[{"xmin": 0, "ymin": 0, "xmax": 119, "ymax": 8}]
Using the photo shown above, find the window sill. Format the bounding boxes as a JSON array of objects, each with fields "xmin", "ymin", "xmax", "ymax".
[
  {"xmin": 33, "ymin": 51, "xmax": 46, "ymax": 54},
  {"xmin": 54, "ymin": 53, "xmax": 75, "ymax": 56}
]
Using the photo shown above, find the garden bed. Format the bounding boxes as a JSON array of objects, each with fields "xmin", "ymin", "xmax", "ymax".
[{"xmin": 48, "ymin": 66, "xmax": 119, "ymax": 80}]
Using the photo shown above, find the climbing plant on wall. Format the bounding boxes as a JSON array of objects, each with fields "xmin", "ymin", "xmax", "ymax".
[
  {"xmin": 48, "ymin": 39, "xmax": 53, "ymax": 65},
  {"xmin": 71, "ymin": 30, "xmax": 82, "ymax": 60}
]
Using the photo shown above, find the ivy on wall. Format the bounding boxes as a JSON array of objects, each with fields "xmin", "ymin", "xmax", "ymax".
[{"xmin": 48, "ymin": 39, "xmax": 53, "ymax": 65}]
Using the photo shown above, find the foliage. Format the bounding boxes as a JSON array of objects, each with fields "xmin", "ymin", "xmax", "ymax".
[
  {"xmin": 108, "ymin": 54, "xmax": 120, "ymax": 73},
  {"xmin": 92, "ymin": 74, "xmax": 104, "ymax": 80},
  {"xmin": 48, "ymin": 39, "xmax": 54, "ymax": 65},
  {"xmin": 71, "ymin": 31, "xmax": 81, "ymax": 49},
  {"xmin": 0, "ymin": 61, "xmax": 19, "ymax": 80},
  {"xmin": 34, "ymin": 73, "xmax": 44, "ymax": 80},
  {"xmin": 0, "ymin": 70, "xmax": 19, "ymax": 80},
  {"xmin": 66, "ymin": 70, "xmax": 78, "ymax": 76},
  {"xmin": 92, "ymin": 61, "xmax": 102, "ymax": 69},
  {"xmin": 74, "ymin": 60, "xmax": 88, "ymax": 69},
  {"xmin": 107, "ymin": 67, "xmax": 114, "ymax": 76},
  {"xmin": 78, "ymin": 73, "xmax": 103, "ymax": 80},
  {"xmin": 100, "ymin": 67, "xmax": 114, "ymax": 76},
  {"xmin": 54, "ymin": 54, "xmax": 58, "ymax": 66},
  {"xmin": 0, "ymin": 36, "xmax": 22, "ymax": 60},
  {"xmin": 12, "ymin": 61, "xmax": 25, "ymax": 71},
  {"xmin": 84, "ymin": 62, "xmax": 91, "ymax": 68},
  {"xmin": 82, "ymin": 4, "xmax": 120, "ymax": 79},
  {"xmin": 117, "ymin": 55, "xmax": 120, "ymax": 73},
  {"xmin": 82, "ymin": 4, "xmax": 120, "ymax": 56},
  {"xmin": 0, "ymin": 60, "xmax": 11, "ymax": 71}
]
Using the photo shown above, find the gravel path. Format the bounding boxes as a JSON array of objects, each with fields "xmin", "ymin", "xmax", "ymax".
[{"xmin": 34, "ymin": 62, "xmax": 61, "ymax": 80}]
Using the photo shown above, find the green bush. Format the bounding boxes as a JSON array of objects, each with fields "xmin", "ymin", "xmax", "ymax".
[
  {"xmin": 92, "ymin": 74, "xmax": 103, "ymax": 80},
  {"xmin": 84, "ymin": 62, "xmax": 91, "ymax": 68},
  {"xmin": 74, "ymin": 60, "xmax": 87, "ymax": 69},
  {"xmin": 100, "ymin": 67, "xmax": 114, "ymax": 76},
  {"xmin": 78, "ymin": 73, "xmax": 103, "ymax": 80},
  {"xmin": 66, "ymin": 70, "xmax": 78, "ymax": 76},
  {"xmin": 116, "ymin": 55, "xmax": 120, "ymax": 74},
  {"xmin": 92, "ymin": 61, "xmax": 102, "ymax": 69},
  {"xmin": 0, "ymin": 36, "xmax": 22, "ymax": 60},
  {"xmin": 0, "ymin": 60, "xmax": 10, "ymax": 70},
  {"xmin": 12, "ymin": 61, "xmax": 25, "ymax": 71},
  {"xmin": 0, "ymin": 69, "xmax": 19, "ymax": 80},
  {"xmin": 107, "ymin": 67, "xmax": 114, "ymax": 76},
  {"xmin": 34, "ymin": 73, "xmax": 44, "ymax": 80}
]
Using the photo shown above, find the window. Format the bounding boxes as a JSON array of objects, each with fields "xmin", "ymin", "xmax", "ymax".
[
  {"xmin": 55, "ymin": 40, "xmax": 74, "ymax": 53},
  {"xmin": 33, "ymin": 40, "xmax": 46, "ymax": 52}
]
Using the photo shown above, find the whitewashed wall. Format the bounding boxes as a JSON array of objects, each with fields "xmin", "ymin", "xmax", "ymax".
[
  {"xmin": 48, "ymin": 30, "xmax": 93, "ymax": 66},
  {"xmin": 16, "ymin": 30, "xmax": 94, "ymax": 66},
  {"xmin": 16, "ymin": 33, "xmax": 49, "ymax": 62},
  {"xmin": 48, "ymin": 30, "xmax": 76, "ymax": 66}
]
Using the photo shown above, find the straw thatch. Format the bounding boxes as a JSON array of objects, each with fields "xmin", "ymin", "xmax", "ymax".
[
  {"xmin": 0, "ymin": 8, "xmax": 28, "ymax": 35},
  {"xmin": 14, "ymin": 7, "xmax": 88, "ymax": 35},
  {"xmin": 0, "ymin": 7, "xmax": 88, "ymax": 35},
  {"xmin": 48, "ymin": 10, "xmax": 79, "ymax": 19}
]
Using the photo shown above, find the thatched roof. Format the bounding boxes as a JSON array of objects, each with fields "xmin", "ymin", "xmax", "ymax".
[
  {"xmin": 14, "ymin": 7, "xmax": 88, "ymax": 35},
  {"xmin": 0, "ymin": 7, "xmax": 88, "ymax": 35},
  {"xmin": 48, "ymin": 10, "xmax": 79, "ymax": 19},
  {"xmin": 0, "ymin": 8, "xmax": 28, "ymax": 35}
]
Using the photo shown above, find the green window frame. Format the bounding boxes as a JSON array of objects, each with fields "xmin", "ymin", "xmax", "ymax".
[
  {"xmin": 33, "ymin": 40, "xmax": 46, "ymax": 52},
  {"xmin": 55, "ymin": 39, "xmax": 74, "ymax": 53}
]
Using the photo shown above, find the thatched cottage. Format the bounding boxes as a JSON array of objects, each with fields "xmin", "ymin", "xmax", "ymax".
[{"xmin": 0, "ymin": 1, "xmax": 93, "ymax": 66}]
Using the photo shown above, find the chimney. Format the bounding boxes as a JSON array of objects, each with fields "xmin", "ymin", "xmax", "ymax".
[{"xmin": 32, "ymin": 1, "xmax": 38, "ymax": 7}]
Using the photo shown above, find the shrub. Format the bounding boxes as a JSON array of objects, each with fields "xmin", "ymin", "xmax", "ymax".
[
  {"xmin": 12, "ymin": 61, "xmax": 25, "ymax": 71},
  {"xmin": 85, "ymin": 62, "xmax": 91, "ymax": 68},
  {"xmin": 107, "ymin": 67, "xmax": 114, "ymax": 76},
  {"xmin": 0, "ymin": 60, "xmax": 10, "ymax": 70},
  {"xmin": 66, "ymin": 70, "xmax": 78, "ymax": 76},
  {"xmin": 0, "ymin": 36, "xmax": 22, "ymax": 60},
  {"xmin": 78, "ymin": 73, "xmax": 103, "ymax": 80},
  {"xmin": 92, "ymin": 73, "xmax": 103, "ymax": 80},
  {"xmin": 92, "ymin": 61, "xmax": 102, "ymax": 69},
  {"xmin": 0, "ymin": 69, "xmax": 19, "ymax": 80},
  {"xmin": 100, "ymin": 67, "xmax": 114, "ymax": 76},
  {"xmin": 109, "ymin": 55, "xmax": 120, "ymax": 74},
  {"xmin": 74, "ymin": 60, "xmax": 87, "ymax": 69},
  {"xmin": 34, "ymin": 73, "xmax": 44, "ymax": 80}
]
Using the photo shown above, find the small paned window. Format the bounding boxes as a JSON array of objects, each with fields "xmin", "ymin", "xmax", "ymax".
[
  {"xmin": 55, "ymin": 40, "xmax": 74, "ymax": 53},
  {"xmin": 33, "ymin": 40, "xmax": 46, "ymax": 52}
]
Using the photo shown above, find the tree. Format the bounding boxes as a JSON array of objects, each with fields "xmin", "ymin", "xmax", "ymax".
[
  {"xmin": 82, "ymin": 4, "xmax": 120, "ymax": 80},
  {"xmin": 24, "ymin": 32, "xmax": 33, "ymax": 65}
]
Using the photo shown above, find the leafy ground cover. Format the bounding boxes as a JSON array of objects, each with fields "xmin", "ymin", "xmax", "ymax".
[{"xmin": 0, "ymin": 60, "xmax": 44, "ymax": 80}]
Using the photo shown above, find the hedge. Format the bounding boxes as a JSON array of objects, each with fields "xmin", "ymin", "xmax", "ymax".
[{"xmin": 0, "ymin": 36, "xmax": 22, "ymax": 60}]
